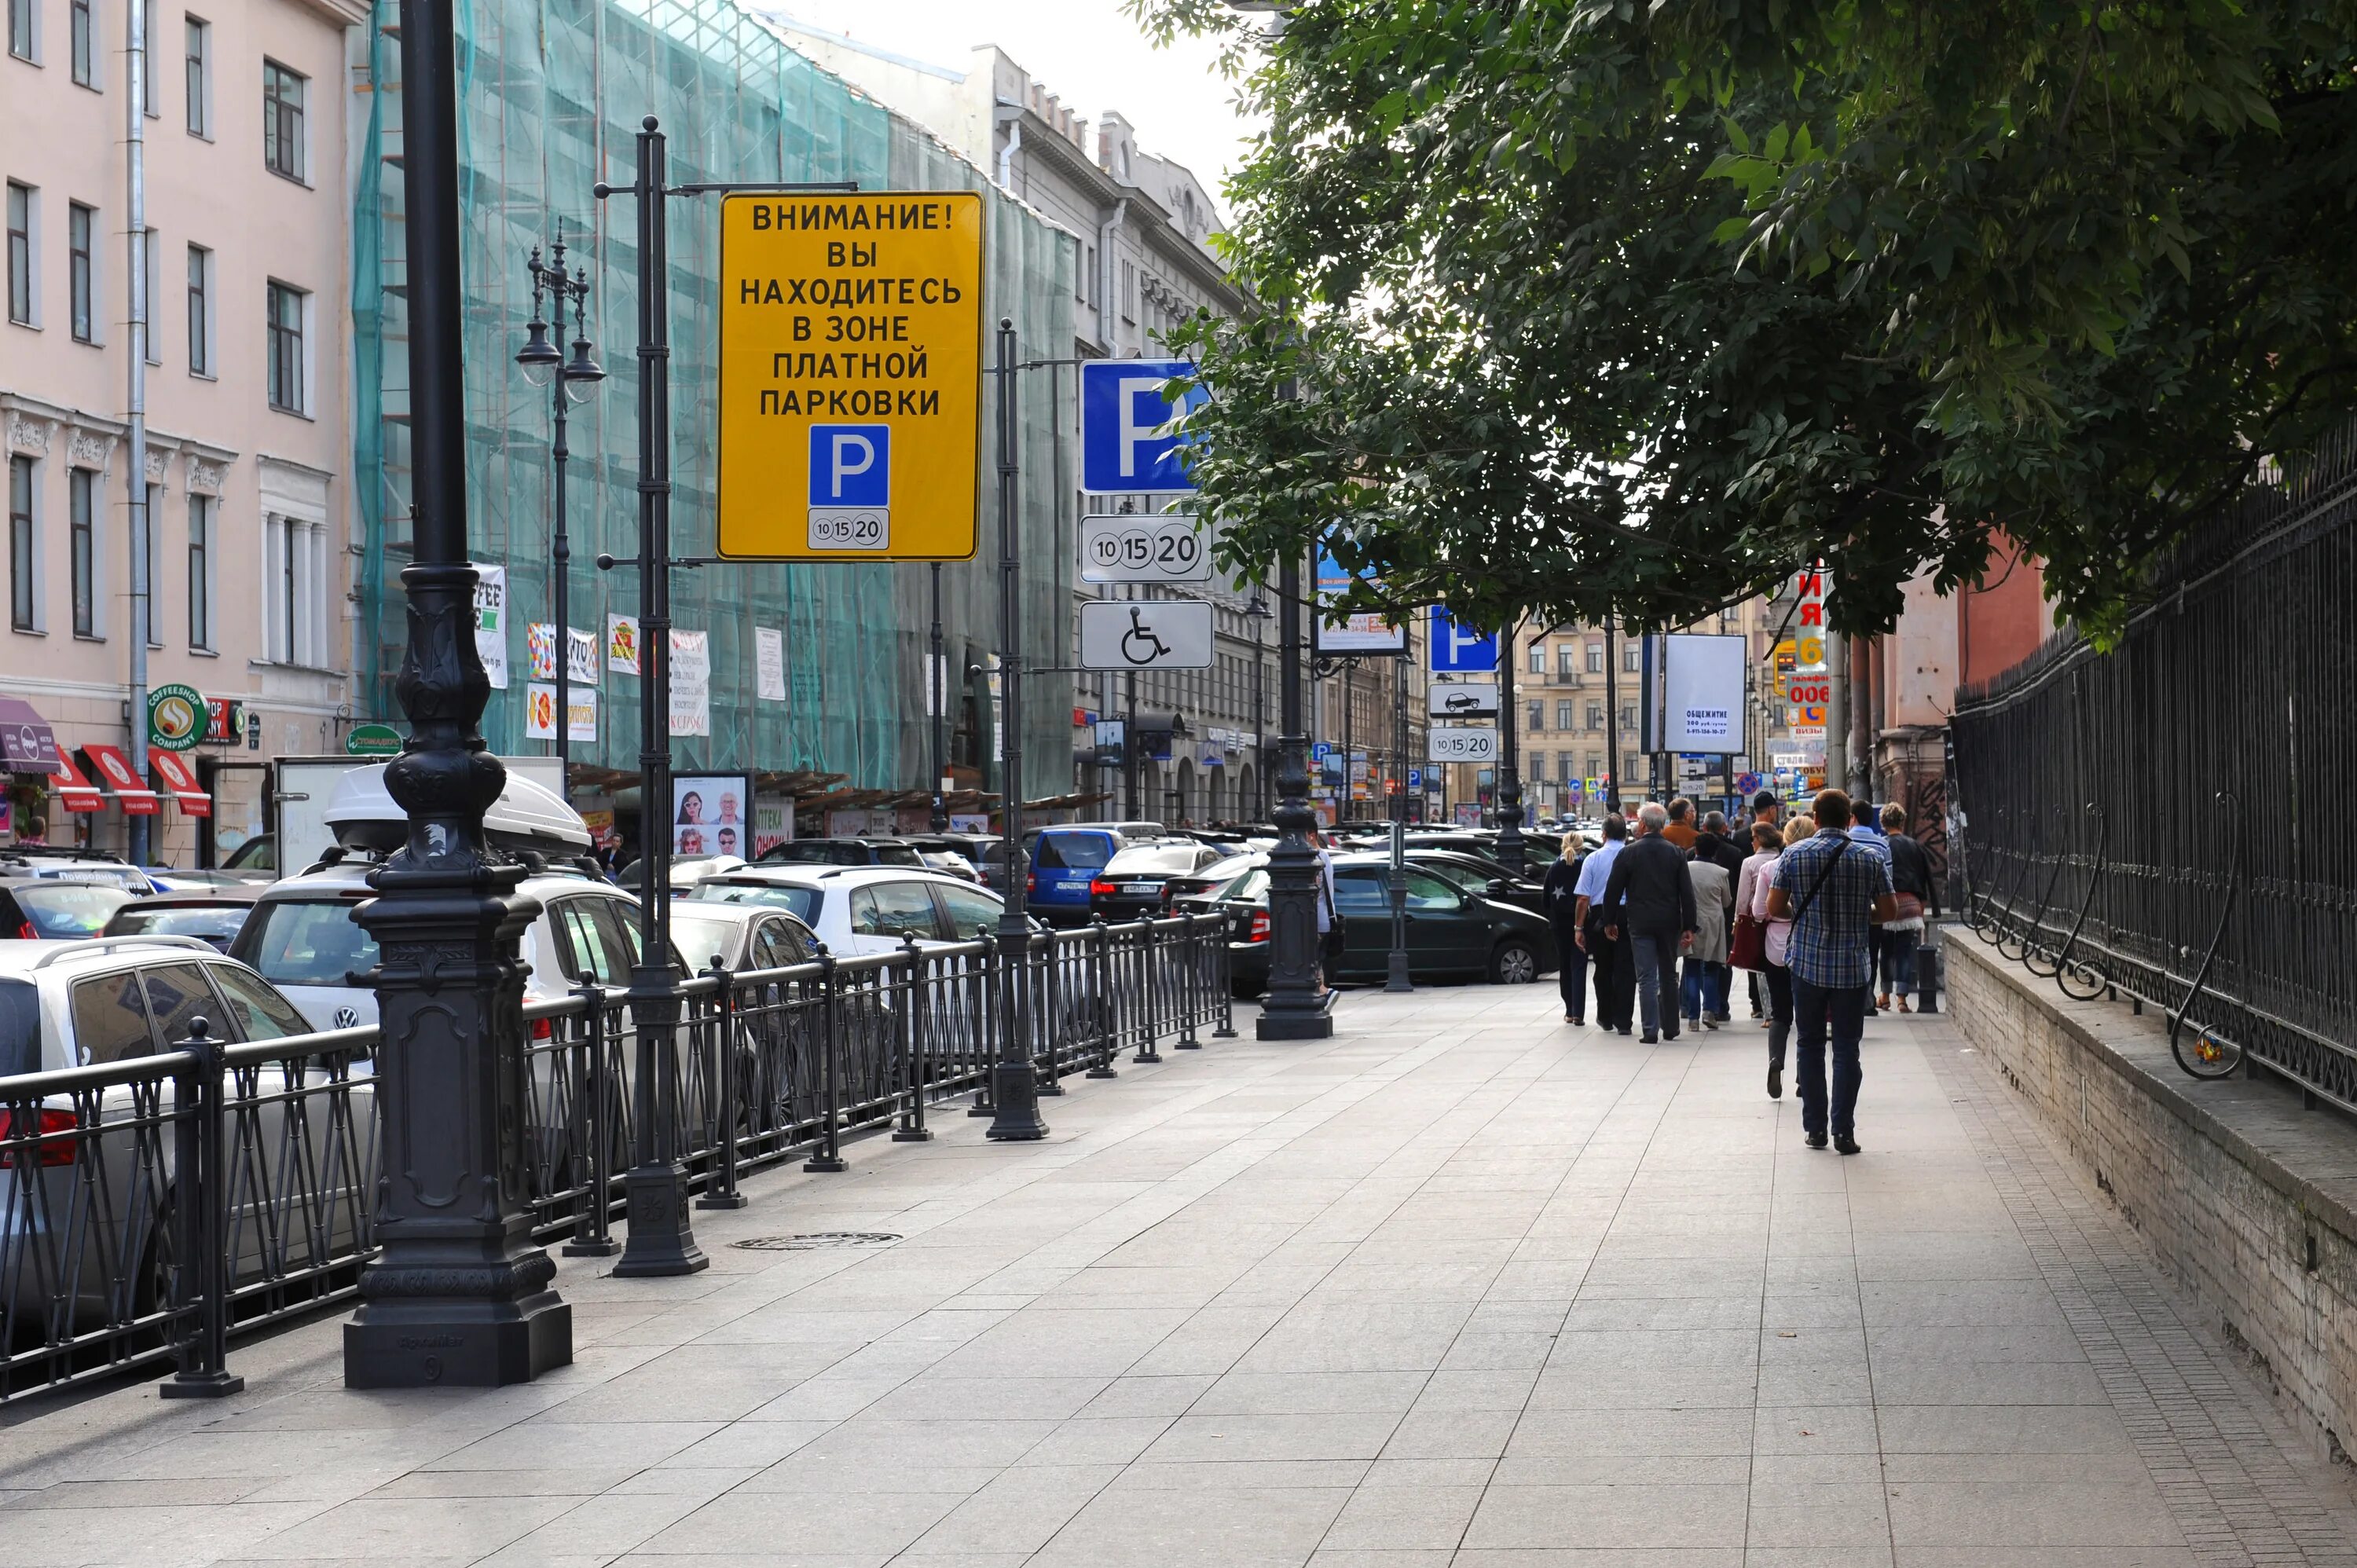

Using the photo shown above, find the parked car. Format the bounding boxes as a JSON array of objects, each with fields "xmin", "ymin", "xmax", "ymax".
[
  {"xmin": 1216, "ymin": 853, "xmax": 1552, "ymax": 997},
  {"xmin": 686, "ymin": 864, "xmax": 1017, "ymax": 957},
  {"xmin": 1404, "ymin": 848, "xmax": 1546, "ymax": 915},
  {"xmin": 904, "ymin": 833, "xmax": 1005, "ymax": 888},
  {"xmin": 665, "ymin": 901, "xmax": 821, "ymax": 974},
  {"xmin": 1088, "ymin": 841, "xmax": 1230, "ymax": 921},
  {"xmin": 0, "ymin": 876, "xmax": 136, "ymax": 940},
  {"xmin": 0, "ymin": 848, "xmax": 156, "ymax": 896},
  {"xmin": 757, "ymin": 837, "xmax": 927, "ymax": 870},
  {"xmin": 1022, "ymin": 824, "xmax": 1154, "ymax": 925},
  {"xmin": 1163, "ymin": 849, "xmax": 1265, "ymax": 909},
  {"xmin": 0, "ymin": 935, "xmax": 357, "ymax": 1326},
  {"xmin": 101, "ymin": 887, "xmax": 267, "ymax": 952}
]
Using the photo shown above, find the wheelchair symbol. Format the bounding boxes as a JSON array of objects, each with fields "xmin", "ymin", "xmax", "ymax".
[{"xmin": 1120, "ymin": 607, "xmax": 1171, "ymax": 665}]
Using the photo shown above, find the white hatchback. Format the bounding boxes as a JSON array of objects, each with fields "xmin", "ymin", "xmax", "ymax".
[{"xmin": 684, "ymin": 864, "xmax": 1017, "ymax": 958}]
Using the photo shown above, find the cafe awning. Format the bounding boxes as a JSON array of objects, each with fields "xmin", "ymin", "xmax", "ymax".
[
  {"xmin": 149, "ymin": 749, "xmax": 211, "ymax": 817},
  {"xmin": 0, "ymin": 697, "xmax": 62, "ymax": 775},
  {"xmin": 47, "ymin": 752, "xmax": 102, "ymax": 813},
  {"xmin": 81, "ymin": 745, "xmax": 160, "ymax": 815}
]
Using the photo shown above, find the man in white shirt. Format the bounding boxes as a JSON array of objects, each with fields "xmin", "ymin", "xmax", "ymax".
[{"xmin": 1571, "ymin": 812, "xmax": 1632, "ymax": 1034}]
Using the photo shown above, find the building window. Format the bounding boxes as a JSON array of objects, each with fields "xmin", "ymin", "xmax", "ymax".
[
  {"xmin": 140, "ymin": 482, "xmax": 163, "ymax": 647},
  {"xmin": 1527, "ymin": 699, "xmax": 1544, "ymax": 733},
  {"xmin": 1623, "ymin": 643, "xmax": 1640, "ymax": 672},
  {"xmin": 67, "ymin": 201, "xmax": 94, "ymax": 342},
  {"xmin": 68, "ymin": 0, "xmax": 90, "ymax": 84},
  {"xmin": 1556, "ymin": 700, "xmax": 1575, "ymax": 731},
  {"xmin": 137, "ymin": 0, "xmax": 156, "ymax": 112},
  {"xmin": 266, "ymin": 280, "xmax": 306, "ymax": 412},
  {"xmin": 265, "ymin": 513, "xmax": 322, "ymax": 665},
  {"xmin": 262, "ymin": 58, "xmax": 304, "ymax": 180},
  {"xmin": 7, "ymin": 0, "xmax": 33, "ymax": 63},
  {"xmin": 186, "ymin": 243, "xmax": 211, "ymax": 374},
  {"xmin": 1556, "ymin": 646, "xmax": 1574, "ymax": 678},
  {"xmin": 1586, "ymin": 641, "xmax": 1604, "ymax": 673},
  {"xmin": 1527, "ymin": 642, "xmax": 1543, "ymax": 674},
  {"xmin": 187, "ymin": 491, "xmax": 212, "ymax": 650},
  {"xmin": 68, "ymin": 467, "xmax": 95, "ymax": 636},
  {"xmin": 1585, "ymin": 754, "xmax": 1602, "ymax": 780},
  {"xmin": 1619, "ymin": 702, "xmax": 1637, "ymax": 732},
  {"xmin": 183, "ymin": 15, "xmax": 207, "ymax": 135},
  {"xmin": 1119, "ymin": 258, "xmax": 1135, "ymax": 323},
  {"xmin": 1586, "ymin": 700, "xmax": 1604, "ymax": 730},
  {"xmin": 8, "ymin": 455, "xmax": 33, "ymax": 631},
  {"xmin": 5, "ymin": 181, "xmax": 31, "ymax": 324}
]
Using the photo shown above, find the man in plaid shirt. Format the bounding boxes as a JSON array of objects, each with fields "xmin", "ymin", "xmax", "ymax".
[{"xmin": 1769, "ymin": 789, "xmax": 1897, "ymax": 1153}]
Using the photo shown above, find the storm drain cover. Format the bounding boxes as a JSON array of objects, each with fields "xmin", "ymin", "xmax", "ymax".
[{"xmin": 731, "ymin": 1232, "xmax": 902, "ymax": 1252}]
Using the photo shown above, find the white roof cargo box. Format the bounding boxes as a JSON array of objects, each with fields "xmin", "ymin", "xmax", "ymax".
[{"xmin": 325, "ymin": 763, "xmax": 592, "ymax": 855}]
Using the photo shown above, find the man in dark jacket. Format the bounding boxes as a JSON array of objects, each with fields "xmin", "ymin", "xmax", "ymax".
[
  {"xmin": 1542, "ymin": 840, "xmax": 1589, "ymax": 1024},
  {"xmin": 1690, "ymin": 811, "xmax": 1749, "ymax": 1022},
  {"xmin": 1601, "ymin": 801, "xmax": 1699, "ymax": 1042}
]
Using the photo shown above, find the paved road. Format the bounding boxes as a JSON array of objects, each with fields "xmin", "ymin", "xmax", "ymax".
[{"xmin": 5, "ymin": 982, "xmax": 2354, "ymax": 1566}]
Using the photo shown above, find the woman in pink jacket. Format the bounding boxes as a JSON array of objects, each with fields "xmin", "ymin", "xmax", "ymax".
[{"xmin": 1736, "ymin": 815, "xmax": 1814, "ymax": 1101}]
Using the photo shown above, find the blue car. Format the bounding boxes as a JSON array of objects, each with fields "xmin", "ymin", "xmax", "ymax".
[{"xmin": 1025, "ymin": 822, "xmax": 1164, "ymax": 925}]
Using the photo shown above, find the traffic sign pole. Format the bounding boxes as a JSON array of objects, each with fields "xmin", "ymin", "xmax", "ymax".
[{"xmin": 987, "ymin": 317, "xmax": 1047, "ymax": 1143}]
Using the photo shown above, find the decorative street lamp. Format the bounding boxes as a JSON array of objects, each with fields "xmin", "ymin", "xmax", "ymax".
[
  {"xmin": 515, "ymin": 228, "xmax": 603, "ymax": 804},
  {"xmin": 1386, "ymin": 620, "xmax": 1413, "ymax": 993},
  {"xmin": 1258, "ymin": 547, "xmax": 1332, "ymax": 1040}
]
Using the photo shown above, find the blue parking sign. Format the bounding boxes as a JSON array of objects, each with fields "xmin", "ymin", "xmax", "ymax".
[
  {"xmin": 1080, "ymin": 360, "xmax": 1204, "ymax": 493},
  {"xmin": 1428, "ymin": 606, "xmax": 1498, "ymax": 672},
  {"xmin": 808, "ymin": 424, "xmax": 889, "ymax": 505}
]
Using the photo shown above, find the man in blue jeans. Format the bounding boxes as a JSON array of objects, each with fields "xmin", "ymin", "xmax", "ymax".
[
  {"xmin": 1768, "ymin": 789, "xmax": 1897, "ymax": 1153},
  {"xmin": 1600, "ymin": 801, "xmax": 1698, "ymax": 1043}
]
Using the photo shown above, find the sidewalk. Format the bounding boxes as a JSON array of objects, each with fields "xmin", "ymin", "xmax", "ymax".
[{"xmin": 4, "ymin": 983, "xmax": 2354, "ymax": 1567}]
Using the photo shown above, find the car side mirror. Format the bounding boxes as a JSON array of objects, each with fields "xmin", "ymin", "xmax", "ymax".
[{"xmin": 1486, "ymin": 878, "xmax": 1508, "ymax": 896}]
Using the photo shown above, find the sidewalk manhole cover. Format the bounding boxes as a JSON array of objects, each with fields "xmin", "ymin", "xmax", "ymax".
[{"xmin": 731, "ymin": 1233, "xmax": 902, "ymax": 1252}]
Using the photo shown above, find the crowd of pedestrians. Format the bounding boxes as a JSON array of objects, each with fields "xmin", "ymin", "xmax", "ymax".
[{"xmin": 1545, "ymin": 787, "xmax": 1934, "ymax": 1155}]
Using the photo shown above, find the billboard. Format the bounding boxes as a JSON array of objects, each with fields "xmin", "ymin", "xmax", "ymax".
[
  {"xmin": 1313, "ymin": 544, "xmax": 1406, "ymax": 654},
  {"xmin": 1660, "ymin": 634, "xmax": 1747, "ymax": 755}
]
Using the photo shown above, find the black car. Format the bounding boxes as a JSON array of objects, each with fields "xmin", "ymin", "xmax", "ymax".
[
  {"xmin": 1088, "ymin": 841, "xmax": 1230, "ymax": 921},
  {"xmin": 1404, "ymin": 848, "xmax": 1546, "ymax": 915},
  {"xmin": 0, "ymin": 875, "xmax": 134, "ymax": 940},
  {"xmin": 757, "ymin": 836, "xmax": 927, "ymax": 869},
  {"xmin": 1215, "ymin": 852, "xmax": 1553, "ymax": 997},
  {"xmin": 101, "ymin": 886, "xmax": 267, "ymax": 952}
]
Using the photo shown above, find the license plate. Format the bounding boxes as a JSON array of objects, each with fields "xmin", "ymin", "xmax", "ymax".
[{"xmin": 1124, "ymin": 882, "xmax": 1160, "ymax": 894}]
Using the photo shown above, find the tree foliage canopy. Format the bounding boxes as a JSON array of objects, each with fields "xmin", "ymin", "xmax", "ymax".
[{"xmin": 1133, "ymin": 0, "xmax": 2357, "ymax": 635}]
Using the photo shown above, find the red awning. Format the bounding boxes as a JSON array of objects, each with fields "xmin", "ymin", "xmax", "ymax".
[
  {"xmin": 80, "ymin": 745, "xmax": 161, "ymax": 815},
  {"xmin": 148, "ymin": 749, "xmax": 212, "ymax": 818},
  {"xmin": 47, "ymin": 752, "xmax": 102, "ymax": 813}
]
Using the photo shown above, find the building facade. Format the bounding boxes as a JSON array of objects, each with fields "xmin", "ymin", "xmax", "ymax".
[{"xmin": 3, "ymin": 0, "xmax": 364, "ymax": 862}]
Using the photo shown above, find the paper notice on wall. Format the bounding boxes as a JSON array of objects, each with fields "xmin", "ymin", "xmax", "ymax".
[
  {"xmin": 753, "ymin": 792, "xmax": 794, "ymax": 856},
  {"xmin": 525, "ymin": 683, "xmax": 558, "ymax": 739},
  {"xmin": 472, "ymin": 565, "xmax": 509, "ymax": 689},
  {"xmin": 567, "ymin": 626, "xmax": 600, "ymax": 688},
  {"xmin": 755, "ymin": 627, "xmax": 786, "ymax": 702},
  {"xmin": 669, "ymin": 628, "xmax": 710, "ymax": 737},
  {"xmin": 566, "ymin": 686, "xmax": 597, "ymax": 743},
  {"xmin": 607, "ymin": 614, "xmax": 640, "ymax": 675},
  {"xmin": 527, "ymin": 622, "xmax": 557, "ymax": 681}
]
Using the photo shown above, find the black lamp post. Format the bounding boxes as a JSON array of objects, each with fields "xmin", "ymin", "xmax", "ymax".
[
  {"xmin": 929, "ymin": 562, "xmax": 948, "ymax": 832},
  {"xmin": 1258, "ymin": 548, "xmax": 1332, "ymax": 1040},
  {"xmin": 515, "ymin": 229, "xmax": 603, "ymax": 804},
  {"xmin": 987, "ymin": 317, "xmax": 1048, "ymax": 1140},
  {"xmin": 1496, "ymin": 615, "xmax": 1527, "ymax": 873},
  {"xmin": 1385, "ymin": 620, "xmax": 1413, "ymax": 993},
  {"xmin": 343, "ymin": 0, "xmax": 570, "ymax": 1388}
]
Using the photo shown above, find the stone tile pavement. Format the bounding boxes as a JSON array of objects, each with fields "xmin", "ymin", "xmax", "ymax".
[{"xmin": 4, "ymin": 980, "xmax": 2355, "ymax": 1567}]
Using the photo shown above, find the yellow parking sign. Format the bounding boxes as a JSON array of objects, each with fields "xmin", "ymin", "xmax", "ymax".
[{"xmin": 717, "ymin": 192, "xmax": 984, "ymax": 559}]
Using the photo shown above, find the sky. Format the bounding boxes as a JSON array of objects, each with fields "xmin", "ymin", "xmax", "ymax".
[{"xmin": 761, "ymin": 1, "xmax": 1264, "ymax": 210}]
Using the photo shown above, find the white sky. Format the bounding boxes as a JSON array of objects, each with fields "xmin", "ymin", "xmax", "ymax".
[{"xmin": 761, "ymin": 1, "xmax": 1263, "ymax": 211}]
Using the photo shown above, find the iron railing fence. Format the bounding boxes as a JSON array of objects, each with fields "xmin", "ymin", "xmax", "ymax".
[
  {"xmin": 1952, "ymin": 419, "xmax": 2357, "ymax": 1104},
  {"xmin": 0, "ymin": 914, "xmax": 1234, "ymax": 1408}
]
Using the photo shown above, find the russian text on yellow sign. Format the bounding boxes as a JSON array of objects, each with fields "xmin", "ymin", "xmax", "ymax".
[{"xmin": 717, "ymin": 192, "xmax": 984, "ymax": 560}]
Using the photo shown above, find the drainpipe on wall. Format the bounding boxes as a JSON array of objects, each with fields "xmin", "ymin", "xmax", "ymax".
[
  {"xmin": 994, "ymin": 101, "xmax": 1023, "ymax": 196},
  {"xmin": 125, "ymin": 0, "xmax": 150, "ymax": 865},
  {"xmin": 1096, "ymin": 200, "xmax": 1126, "ymax": 351}
]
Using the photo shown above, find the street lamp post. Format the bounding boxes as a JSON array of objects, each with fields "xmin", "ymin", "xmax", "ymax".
[
  {"xmin": 515, "ymin": 229, "xmax": 603, "ymax": 804},
  {"xmin": 1248, "ymin": 591, "xmax": 1270, "ymax": 821},
  {"xmin": 343, "ymin": 0, "xmax": 570, "ymax": 1388},
  {"xmin": 929, "ymin": 562, "xmax": 948, "ymax": 831},
  {"xmin": 1497, "ymin": 616, "xmax": 1527, "ymax": 872},
  {"xmin": 1259, "ymin": 549, "xmax": 1332, "ymax": 1040},
  {"xmin": 1385, "ymin": 622, "xmax": 1412, "ymax": 993},
  {"xmin": 1604, "ymin": 615, "xmax": 1620, "ymax": 815}
]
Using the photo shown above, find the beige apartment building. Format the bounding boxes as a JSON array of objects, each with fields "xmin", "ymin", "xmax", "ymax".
[{"xmin": 2, "ymin": 0, "xmax": 362, "ymax": 864}]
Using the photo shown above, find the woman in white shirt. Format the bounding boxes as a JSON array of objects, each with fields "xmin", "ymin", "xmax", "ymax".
[{"xmin": 1739, "ymin": 815, "xmax": 1813, "ymax": 1101}]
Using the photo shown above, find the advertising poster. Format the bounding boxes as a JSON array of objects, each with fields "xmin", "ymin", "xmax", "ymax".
[
  {"xmin": 473, "ymin": 564, "xmax": 509, "ymax": 688},
  {"xmin": 752, "ymin": 793, "xmax": 794, "ymax": 857},
  {"xmin": 526, "ymin": 622, "xmax": 557, "ymax": 682},
  {"xmin": 755, "ymin": 627, "xmax": 786, "ymax": 702},
  {"xmin": 1660, "ymin": 633, "xmax": 1747, "ymax": 754},
  {"xmin": 673, "ymin": 772, "xmax": 750, "ymax": 861},
  {"xmin": 669, "ymin": 628, "xmax": 711, "ymax": 737},
  {"xmin": 1313, "ymin": 544, "xmax": 1406, "ymax": 654},
  {"xmin": 530, "ymin": 683, "xmax": 599, "ymax": 742},
  {"xmin": 606, "ymin": 614, "xmax": 640, "ymax": 675},
  {"xmin": 567, "ymin": 627, "xmax": 601, "ymax": 687}
]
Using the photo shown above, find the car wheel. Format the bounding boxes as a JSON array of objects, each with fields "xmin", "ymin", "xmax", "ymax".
[{"xmin": 1489, "ymin": 938, "xmax": 1540, "ymax": 985}]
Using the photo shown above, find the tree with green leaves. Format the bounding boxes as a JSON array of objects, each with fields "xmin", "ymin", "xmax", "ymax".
[{"xmin": 1135, "ymin": 0, "xmax": 2357, "ymax": 636}]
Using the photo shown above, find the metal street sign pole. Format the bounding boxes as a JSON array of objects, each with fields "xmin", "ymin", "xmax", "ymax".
[
  {"xmin": 988, "ymin": 317, "xmax": 1047, "ymax": 1141},
  {"xmin": 1387, "ymin": 620, "xmax": 1413, "ymax": 993}
]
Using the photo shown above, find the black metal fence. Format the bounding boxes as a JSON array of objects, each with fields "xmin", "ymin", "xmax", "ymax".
[
  {"xmin": 0, "ymin": 914, "xmax": 1233, "ymax": 1407},
  {"xmin": 1952, "ymin": 419, "xmax": 2357, "ymax": 1104}
]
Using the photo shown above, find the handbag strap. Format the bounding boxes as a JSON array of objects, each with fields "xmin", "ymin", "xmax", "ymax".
[{"xmin": 1788, "ymin": 837, "xmax": 1851, "ymax": 929}]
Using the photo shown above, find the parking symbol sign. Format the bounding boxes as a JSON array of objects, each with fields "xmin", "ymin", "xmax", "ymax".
[{"xmin": 808, "ymin": 423, "xmax": 890, "ymax": 551}]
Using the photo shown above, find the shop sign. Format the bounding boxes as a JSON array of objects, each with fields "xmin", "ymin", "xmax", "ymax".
[
  {"xmin": 147, "ymin": 683, "xmax": 207, "ymax": 753},
  {"xmin": 345, "ymin": 724, "xmax": 403, "ymax": 757}
]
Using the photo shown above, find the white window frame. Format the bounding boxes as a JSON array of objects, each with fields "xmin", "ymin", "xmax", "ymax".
[
  {"xmin": 68, "ymin": 0, "xmax": 93, "ymax": 86},
  {"xmin": 265, "ymin": 277, "xmax": 309, "ymax": 416},
  {"xmin": 262, "ymin": 57, "xmax": 307, "ymax": 185},
  {"xmin": 5, "ymin": 181, "xmax": 36, "ymax": 328},
  {"xmin": 262, "ymin": 510, "xmax": 327, "ymax": 667},
  {"xmin": 183, "ymin": 14, "xmax": 210, "ymax": 137},
  {"xmin": 8, "ymin": 452, "xmax": 42, "ymax": 633}
]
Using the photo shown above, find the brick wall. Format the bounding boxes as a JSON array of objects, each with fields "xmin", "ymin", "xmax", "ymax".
[{"xmin": 1947, "ymin": 936, "xmax": 2357, "ymax": 1462}]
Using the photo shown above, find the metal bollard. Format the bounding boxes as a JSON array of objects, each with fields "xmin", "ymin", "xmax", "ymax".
[
  {"xmin": 969, "ymin": 932, "xmax": 998, "ymax": 1115},
  {"xmin": 893, "ymin": 935, "xmax": 933, "ymax": 1141},
  {"xmin": 1175, "ymin": 919, "xmax": 1201, "ymax": 1050},
  {"xmin": 1036, "ymin": 929, "xmax": 1067, "ymax": 1096},
  {"xmin": 160, "ymin": 1018, "xmax": 243, "ymax": 1399},
  {"xmin": 1134, "ymin": 921, "xmax": 1164, "ymax": 1065},
  {"xmin": 1915, "ymin": 943, "xmax": 1941, "ymax": 1014},
  {"xmin": 696, "ymin": 959, "xmax": 748, "ymax": 1211},
  {"xmin": 1211, "ymin": 914, "xmax": 1238, "ymax": 1039},
  {"xmin": 563, "ymin": 985, "xmax": 622, "ymax": 1256},
  {"xmin": 805, "ymin": 945, "xmax": 849, "ymax": 1173}
]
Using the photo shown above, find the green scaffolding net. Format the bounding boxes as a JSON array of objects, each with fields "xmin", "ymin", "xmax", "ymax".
[{"xmin": 353, "ymin": 0, "xmax": 1079, "ymax": 821}]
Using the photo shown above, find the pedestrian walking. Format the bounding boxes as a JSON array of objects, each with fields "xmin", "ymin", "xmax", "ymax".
[
  {"xmin": 1682, "ymin": 841, "xmax": 1732, "ymax": 1028},
  {"xmin": 1601, "ymin": 802, "xmax": 1699, "ymax": 1043},
  {"xmin": 1692, "ymin": 811, "xmax": 1747, "ymax": 1024},
  {"xmin": 1662, "ymin": 797, "xmax": 1699, "ymax": 851},
  {"xmin": 1769, "ymin": 790, "xmax": 1897, "ymax": 1153},
  {"xmin": 1543, "ymin": 837, "xmax": 1589, "ymax": 1024},
  {"xmin": 1732, "ymin": 819, "xmax": 1794, "ymax": 1097},
  {"xmin": 1876, "ymin": 800, "xmax": 1938, "ymax": 1012},
  {"xmin": 1574, "ymin": 814, "xmax": 1631, "ymax": 1033}
]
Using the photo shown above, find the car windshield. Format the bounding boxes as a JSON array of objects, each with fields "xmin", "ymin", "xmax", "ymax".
[
  {"xmin": 39, "ymin": 866, "xmax": 150, "ymax": 892},
  {"xmin": 109, "ymin": 905, "xmax": 251, "ymax": 945},
  {"xmin": 765, "ymin": 841, "xmax": 871, "ymax": 866},
  {"xmin": 11, "ymin": 884, "xmax": 133, "ymax": 937},
  {"xmin": 874, "ymin": 844, "xmax": 924, "ymax": 866},
  {"xmin": 1226, "ymin": 868, "xmax": 1270, "ymax": 902},
  {"xmin": 1036, "ymin": 834, "xmax": 1113, "ymax": 871},
  {"xmin": 1105, "ymin": 844, "xmax": 1203, "ymax": 876},
  {"xmin": 688, "ymin": 881, "xmax": 822, "ymax": 924},
  {"xmin": 0, "ymin": 979, "xmax": 38, "ymax": 1075},
  {"xmin": 669, "ymin": 910, "xmax": 745, "ymax": 969},
  {"xmin": 241, "ymin": 899, "xmax": 379, "ymax": 987},
  {"xmin": 222, "ymin": 836, "xmax": 275, "ymax": 871}
]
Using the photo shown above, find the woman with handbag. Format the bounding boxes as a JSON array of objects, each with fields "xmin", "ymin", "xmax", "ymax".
[
  {"xmin": 1877, "ymin": 802, "xmax": 1938, "ymax": 1011},
  {"xmin": 1736, "ymin": 816, "xmax": 1810, "ymax": 1099}
]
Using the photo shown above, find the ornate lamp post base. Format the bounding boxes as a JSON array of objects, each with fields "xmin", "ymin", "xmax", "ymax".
[
  {"xmin": 612, "ymin": 1164, "xmax": 709, "ymax": 1275},
  {"xmin": 1255, "ymin": 995, "xmax": 1334, "ymax": 1040}
]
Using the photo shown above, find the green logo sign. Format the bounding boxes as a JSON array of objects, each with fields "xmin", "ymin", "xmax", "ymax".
[
  {"xmin": 146, "ymin": 683, "xmax": 207, "ymax": 752},
  {"xmin": 345, "ymin": 723, "xmax": 404, "ymax": 757}
]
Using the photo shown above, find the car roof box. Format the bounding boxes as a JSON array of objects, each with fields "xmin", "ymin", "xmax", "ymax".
[{"xmin": 325, "ymin": 763, "xmax": 592, "ymax": 855}]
